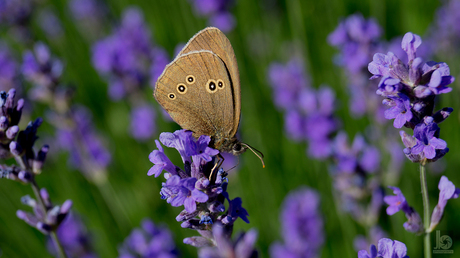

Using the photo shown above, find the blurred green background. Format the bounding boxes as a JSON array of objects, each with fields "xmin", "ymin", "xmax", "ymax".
[{"xmin": 1, "ymin": 0, "xmax": 459, "ymax": 257}]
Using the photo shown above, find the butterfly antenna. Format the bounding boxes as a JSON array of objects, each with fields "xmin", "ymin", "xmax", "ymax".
[{"xmin": 241, "ymin": 143, "xmax": 265, "ymax": 168}]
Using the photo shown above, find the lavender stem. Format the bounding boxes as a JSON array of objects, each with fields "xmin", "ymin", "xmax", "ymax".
[{"xmin": 420, "ymin": 162, "xmax": 431, "ymax": 258}]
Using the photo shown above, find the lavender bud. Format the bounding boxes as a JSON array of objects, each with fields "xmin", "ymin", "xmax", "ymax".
[
  {"xmin": 20, "ymin": 195, "xmax": 36, "ymax": 207},
  {"xmin": 433, "ymin": 107, "xmax": 453, "ymax": 124},
  {"xmin": 18, "ymin": 170, "xmax": 32, "ymax": 183},
  {"xmin": 6, "ymin": 126, "xmax": 19, "ymax": 140},
  {"xmin": 0, "ymin": 116, "xmax": 8, "ymax": 130},
  {"xmin": 40, "ymin": 188, "xmax": 51, "ymax": 208},
  {"xmin": 37, "ymin": 222, "xmax": 52, "ymax": 234},
  {"xmin": 60, "ymin": 200, "xmax": 73, "ymax": 214},
  {"xmin": 208, "ymin": 201, "xmax": 225, "ymax": 213},
  {"xmin": 16, "ymin": 98, "xmax": 25, "ymax": 112},
  {"xmin": 33, "ymin": 145, "xmax": 49, "ymax": 174},
  {"xmin": 47, "ymin": 206, "xmax": 60, "ymax": 225},
  {"xmin": 199, "ymin": 215, "xmax": 213, "ymax": 225}
]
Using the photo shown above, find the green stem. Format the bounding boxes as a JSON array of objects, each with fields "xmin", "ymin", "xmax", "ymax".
[{"xmin": 420, "ymin": 162, "xmax": 431, "ymax": 258}]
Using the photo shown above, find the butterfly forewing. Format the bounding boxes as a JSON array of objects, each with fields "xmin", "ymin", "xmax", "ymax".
[
  {"xmin": 177, "ymin": 27, "xmax": 241, "ymax": 137},
  {"xmin": 155, "ymin": 51, "xmax": 235, "ymax": 139}
]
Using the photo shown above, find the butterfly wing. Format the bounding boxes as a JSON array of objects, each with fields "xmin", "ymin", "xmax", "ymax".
[
  {"xmin": 154, "ymin": 51, "xmax": 236, "ymax": 140},
  {"xmin": 176, "ymin": 27, "xmax": 241, "ymax": 137}
]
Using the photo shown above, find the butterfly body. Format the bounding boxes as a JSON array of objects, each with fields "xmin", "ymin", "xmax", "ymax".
[{"xmin": 154, "ymin": 27, "xmax": 246, "ymax": 156}]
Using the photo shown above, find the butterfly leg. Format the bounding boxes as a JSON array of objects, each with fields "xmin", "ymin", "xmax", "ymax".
[{"xmin": 209, "ymin": 153, "xmax": 225, "ymax": 182}]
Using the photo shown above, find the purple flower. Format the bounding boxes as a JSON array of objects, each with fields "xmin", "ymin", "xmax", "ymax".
[
  {"xmin": 0, "ymin": 89, "xmax": 23, "ymax": 159},
  {"xmin": 267, "ymin": 59, "xmax": 310, "ymax": 111},
  {"xmin": 56, "ymin": 106, "xmax": 111, "ymax": 181},
  {"xmin": 160, "ymin": 175, "xmax": 208, "ymax": 213},
  {"xmin": 189, "ymin": 0, "xmax": 236, "ymax": 32},
  {"xmin": 149, "ymin": 47, "xmax": 170, "ymax": 88},
  {"xmin": 22, "ymin": 42, "xmax": 63, "ymax": 89},
  {"xmin": 118, "ymin": 219, "xmax": 178, "ymax": 258},
  {"xmin": 270, "ymin": 187, "xmax": 324, "ymax": 258},
  {"xmin": 37, "ymin": 8, "xmax": 63, "ymax": 39},
  {"xmin": 130, "ymin": 104, "xmax": 156, "ymax": 141},
  {"xmin": 148, "ymin": 140, "xmax": 177, "ymax": 177},
  {"xmin": 358, "ymin": 238, "xmax": 409, "ymax": 258},
  {"xmin": 429, "ymin": 176, "xmax": 460, "ymax": 231},
  {"xmin": 17, "ymin": 190, "xmax": 72, "ymax": 234},
  {"xmin": 0, "ymin": 45, "xmax": 18, "ymax": 91},
  {"xmin": 384, "ymin": 186, "xmax": 422, "ymax": 234},
  {"xmin": 411, "ymin": 120, "xmax": 448, "ymax": 160},
  {"xmin": 328, "ymin": 13, "xmax": 382, "ymax": 74},
  {"xmin": 383, "ymin": 94, "xmax": 413, "ymax": 128},
  {"xmin": 196, "ymin": 224, "xmax": 258, "ymax": 258},
  {"xmin": 92, "ymin": 7, "xmax": 161, "ymax": 100}
]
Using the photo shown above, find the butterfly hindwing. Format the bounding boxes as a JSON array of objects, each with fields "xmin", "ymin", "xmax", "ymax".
[{"xmin": 154, "ymin": 51, "xmax": 236, "ymax": 138}]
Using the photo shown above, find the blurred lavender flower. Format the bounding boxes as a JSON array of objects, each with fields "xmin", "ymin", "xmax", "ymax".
[
  {"xmin": 0, "ymin": 0, "xmax": 32, "ymax": 27},
  {"xmin": 22, "ymin": 42, "xmax": 63, "ymax": 102},
  {"xmin": 426, "ymin": 0, "xmax": 460, "ymax": 58},
  {"xmin": 0, "ymin": 89, "xmax": 23, "ymax": 159},
  {"xmin": 68, "ymin": 0, "xmax": 107, "ymax": 41},
  {"xmin": 267, "ymin": 58, "xmax": 338, "ymax": 158},
  {"xmin": 270, "ymin": 187, "xmax": 324, "ymax": 258},
  {"xmin": 358, "ymin": 238, "xmax": 409, "ymax": 258},
  {"xmin": 384, "ymin": 186, "xmax": 423, "ymax": 234},
  {"xmin": 17, "ymin": 189, "xmax": 72, "ymax": 234},
  {"xmin": 189, "ymin": 0, "xmax": 236, "ymax": 32},
  {"xmin": 118, "ymin": 219, "xmax": 178, "ymax": 258},
  {"xmin": 328, "ymin": 13, "xmax": 384, "ymax": 118},
  {"xmin": 149, "ymin": 129, "xmax": 253, "ymax": 254},
  {"xmin": 197, "ymin": 223, "xmax": 258, "ymax": 258},
  {"xmin": 48, "ymin": 212, "xmax": 97, "ymax": 258},
  {"xmin": 368, "ymin": 32, "xmax": 454, "ymax": 164},
  {"xmin": 92, "ymin": 7, "xmax": 167, "ymax": 101},
  {"xmin": 37, "ymin": 8, "xmax": 63, "ymax": 40},
  {"xmin": 56, "ymin": 106, "xmax": 111, "ymax": 182},
  {"xmin": 0, "ymin": 44, "xmax": 18, "ymax": 91},
  {"xmin": 130, "ymin": 104, "xmax": 156, "ymax": 141},
  {"xmin": 429, "ymin": 176, "xmax": 460, "ymax": 231}
]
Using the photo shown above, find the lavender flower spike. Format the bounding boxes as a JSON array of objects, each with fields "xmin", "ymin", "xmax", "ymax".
[
  {"xmin": 270, "ymin": 187, "xmax": 324, "ymax": 258},
  {"xmin": 358, "ymin": 238, "xmax": 409, "ymax": 258},
  {"xmin": 429, "ymin": 176, "xmax": 460, "ymax": 231}
]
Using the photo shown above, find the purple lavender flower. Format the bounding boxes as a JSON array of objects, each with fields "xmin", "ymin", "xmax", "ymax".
[
  {"xmin": 68, "ymin": 0, "xmax": 107, "ymax": 41},
  {"xmin": 384, "ymin": 186, "xmax": 423, "ymax": 234},
  {"xmin": 0, "ymin": 0, "xmax": 33, "ymax": 26},
  {"xmin": 48, "ymin": 212, "xmax": 97, "ymax": 258},
  {"xmin": 429, "ymin": 176, "xmax": 460, "ymax": 231},
  {"xmin": 268, "ymin": 59, "xmax": 310, "ymax": 111},
  {"xmin": 0, "ymin": 45, "xmax": 18, "ymax": 91},
  {"xmin": 92, "ymin": 7, "xmax": 164, "ymax": 100},
  {"xmin": 358, "ymin": 238, "xmax": 409, "ymax": 258},
  {"xmin": 0, "ymin": 89, "xmax": 23, "ymax": 159},
  {"xmin": 383, "ymin": 94, "xmax": 413, "ymax": 128},
  {"xmin": 22, "ymin": 42, "xmax": 63, "ymax": 88},
  {"xmin": 410, "ymin": 118, "xmax": 448, "ymax": 160},
  {"xmin": 328, "ymin": 13, "xmax": 382, "ymax": 74},
  {"xmin": 369, "ymin": 32, "xmax": 454, "ymax": 163},
  {"xmin": 56, "ymin": 106, "xmax": 111, "ymax": 181},
  {"xmin": 17, "ymin": 189, "xmax": 72, "ymax": 234},
  {"xmin": 189, "ymin": 0, "xmax": 236, "ymax": 32},
  {"xmin": 333, "ymin": 132, "xmax": 380, "ymax": 174},
  {"xmin": 150, "ymin": 129, "xmax": 250, "ymax": 253},
  {"xmin": 270, "ymin": 187, "xmax": 324, "ymax": 258},
  {"xmin": 130, "ymin": 104, "xmax": 156, "ymax": 141},
  {"xmin": 118, "ymin": 219, "xmax": 178, "ymax": 258},
  {"xmin": 196, "ymin": 223, "xmax": 258, "ymax": 258}
]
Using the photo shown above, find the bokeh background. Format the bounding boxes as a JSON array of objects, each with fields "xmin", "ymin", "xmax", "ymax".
[{"xmin": 0, "ymin": 0, "xmax": 459, "ymax": 257}]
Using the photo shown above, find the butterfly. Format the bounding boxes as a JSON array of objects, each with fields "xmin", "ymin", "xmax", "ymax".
[{"xmin": 154, "ymin": 27, "xmax": 264, "ymax": 166}]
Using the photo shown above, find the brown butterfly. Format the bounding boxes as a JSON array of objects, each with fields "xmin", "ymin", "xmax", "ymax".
[{"xmin": 154, "ymin": 27, "xmax": 264, "ymax": 166}]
